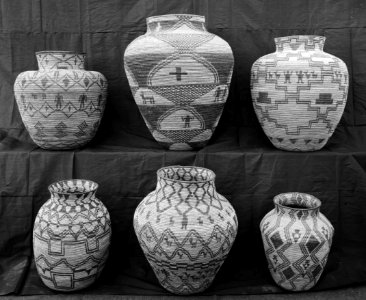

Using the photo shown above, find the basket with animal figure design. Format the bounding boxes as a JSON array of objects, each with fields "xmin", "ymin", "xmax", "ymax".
[{"xmin": 124, "ymin": 14, "xmax": 234, "ymax": 150}]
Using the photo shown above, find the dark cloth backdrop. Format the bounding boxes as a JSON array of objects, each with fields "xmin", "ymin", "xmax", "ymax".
[{"xmin": 1, "ymin": 0, "xmax": 366, "ymax": 296}]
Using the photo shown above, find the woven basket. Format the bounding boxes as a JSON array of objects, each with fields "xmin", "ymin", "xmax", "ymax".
[
  {"xmin": 14, "ymin": 51, "xmax": 107, "ymax": 150},
  {"xmin": 33, "ymin": 179, "xmax": 111, "ymax": 291},
  {"xmin": 251, "ymin": 35, "xmax": 349, "ymax": 151},
  {"xmin": 133, "ymin": 166, "xmax": 238, "ymax": 294},
  {"xmin": 124, "ymin": 14, "xmax": 234, "ymax": 150},
  {"xmin": 260, "ymin": 192, "xmax": 334, "ymax": 291}
]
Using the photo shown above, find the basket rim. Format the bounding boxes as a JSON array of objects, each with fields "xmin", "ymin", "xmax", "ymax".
[
  {"xmin": 156, "ymin": 165, "xmax": 216, "ymax": 183},
  {"xmin": 147, "ymin": 14, "xmax": 205, "ymax": 24},
  {"xmin": 273, "ymin": 192, "xmax": 321, "ymax": 211},
  {"xmin": 48, "ymin": 179, "xmax": 98, "ymax": 195},
  {"xmin": 36, "ymin": 50, "xmax": 87, "ymax": 55}
]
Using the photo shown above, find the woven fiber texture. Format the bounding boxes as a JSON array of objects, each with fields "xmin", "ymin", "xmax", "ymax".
[
  {"xmin": 260, "ymin": 193, "xmax": 334, "ymax": 291},
  {"xmin": 14, "ymin": 51, "xmax": 107, "ymax": 150},
  {"xmin": 251, "ymin": 35, "xmax": 349, "ymax": 151},
  {"xmin": 124, "ymin": 14, "xmax": 234, "ymax": 150},
  {"xmin": 33, "ymin": 179, "xmax": 112, "ymax": 291},
  {"xmin": 133, "ymin": 166, "xmax": 238, "ymax": 294}
]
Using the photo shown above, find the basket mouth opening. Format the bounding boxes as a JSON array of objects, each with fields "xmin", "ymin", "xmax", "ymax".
[
  {"xmin": 48, "ymin": 179, "xmax": 98, "ymax": 195},
  {"xmin": 157, "ymin": 165, "xmax": 215, "ymax": 183},
  {"xmin": 274, "ymin": 192, "xmax": 321, "ymax": 210},
  {"xmin": 274, "ymin": 35, "xmax": 326, "ymax": 48},
  {"xmin": 36, "ymin": 50, "xmax": 86, "ymax": 56},
  {"xmin": 147, "ymin": 14, "xmax": 205, "ymax": 24}
]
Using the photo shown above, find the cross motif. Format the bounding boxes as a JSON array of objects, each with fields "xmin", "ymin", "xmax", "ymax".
[{"xmin": 169, "ymin": 67, "xmax": 188, "ymax": 81}]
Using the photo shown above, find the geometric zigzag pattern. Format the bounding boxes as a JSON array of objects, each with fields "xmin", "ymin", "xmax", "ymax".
[
  {"xmin": 14, "ymin": 51, "xmax": 107, "ymax": 150},
  {"xmin": 251, "ymin": 35, "xmax": 349, "ymax": 151},
  {"xmin": 33, "ymin": 179, "xmax": 112, "ymax": 291},
  {"xmin": 124, "ymin": 14, "xmax": 234, "ymax": 150},
  {"xmin": 260, "ymin": 193, "xmax": 334, "ymax": 291},
  {"xmin": 134, "ymin": 166, "xmax": 238, "ymax": 294}
]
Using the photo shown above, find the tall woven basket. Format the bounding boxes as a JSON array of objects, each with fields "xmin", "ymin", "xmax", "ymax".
[
  {"xmin": 14, "ymin": 51, "xmax": 107, "ymax": 150},
  {"xmin": 33, "ymin": 179, "xmax": 112, "ymax": 291},
  {"xmin": 124, "ymin": 14, "xmax": 234, "ymax": 150},
  {"xmin": 260, "ymin": 192, "xmax": 334, "ymax": 291},
  {"xmin": 133, "ymin": 166, "xmax": 238, "ymax": 294},
  {"xmin": 251, "ymin": 35, "xmax": 349, "ymax": 151}
]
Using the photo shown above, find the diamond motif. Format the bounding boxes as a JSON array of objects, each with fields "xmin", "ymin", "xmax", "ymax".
[
  {"xmin": 34, "ymin": 121, "xmax": 45, "ymax": 137},
  {"xmin": 41, "ymin": 77, "xmax": 48, "ymax": 87},
  {"xmin": 305, "ymin": 234, "xmax": 320, "ymax": 253},
  {"xmin": 282, "ymin": 266, "xmax": 295, "ymax": 279},
  {"xmin": 39, "ymin": 102, "xmax": 54, "ymax": 117},
  {"xmin": 270, "ymin": 231, "xmax": 284, "ymax": 249},
  {"xmin": 312, "ymin": 265, "xmax": 322, "ymax": 278},
  {"xmin": 55, "ymin": 122, "xmax": 67, "ymax": 138},
  {"xmin": 63, "ymin": 77, "xmax": 70, "ymax": 87}
]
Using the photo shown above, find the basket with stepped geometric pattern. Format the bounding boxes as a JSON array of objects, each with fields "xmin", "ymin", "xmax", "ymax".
[
  {"xmin": 260, "ymin": 192, "xmax": 334, "ymax": 291},
  {"xmin": 124, "ymin": 14, "xmax": 234, "ymax": 150},
  {"xmin": 14, "ymin": 51, "xmax": 107, "ymax": 150},
  {"xmin": 251, "ymin": 35, "xmax": 349, "ymax": 151},
  {"xmin": 133, "ymin": 166, "xmax": 238, "ymax": 294},
  {"xmin": 33, "ymin": 179, "xmax": 111, "ymax": 291}
]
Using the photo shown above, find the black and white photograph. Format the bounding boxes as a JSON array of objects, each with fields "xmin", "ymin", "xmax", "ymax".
[{"xmin": 1, "ymin": 1, "xmax": 366, "ymax": 299}]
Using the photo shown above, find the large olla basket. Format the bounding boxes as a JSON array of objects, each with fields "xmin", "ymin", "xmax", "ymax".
[
  {"xmin": 251, "ymin": 35, "xmax": 348, "ymax": 151},
  {"xmin": 260, "ymin": 192, "xmax": 334, "ymax": 291},
  {"xmin": 133, "ymin": 166, "xmax": 238, "ymax": 294},
  {"xmin": 14, "ymin": 51, "xmax": 107, "ymax": 150},
  {"xmin": 124, "ymin": 14, "xmax": 234, "ymax": 150},
  {"xmin": 33, "ymin": 179, "xmax": 112, "ymax": 291}
]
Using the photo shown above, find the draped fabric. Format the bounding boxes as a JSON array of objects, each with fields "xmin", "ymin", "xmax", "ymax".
[{"xmin": 1, "ymin": 0, "xmax": 366, "ymax": 295}]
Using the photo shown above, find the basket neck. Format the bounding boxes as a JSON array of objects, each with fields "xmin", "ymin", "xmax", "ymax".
[
  {"xmin": 49, "ymin": 179, "xmax": 98, "ymax": 205},
  {"xmin": 274, "ymin": 193, "xmax": 321, "ymax": 218},
  {"xmin": 36, "ymin": 51, "xmax": 86, "ymax": 70},
  {"xmin": 275, "ymin": 35, "xmax": 325, "ymax": 52},
  {"xmin": 146, "ymin": 14, "xmax": 207, "ymax": 34},
  {"xmin": 156, "ymin": 166, "xmax": 216, "ymax": 200}
]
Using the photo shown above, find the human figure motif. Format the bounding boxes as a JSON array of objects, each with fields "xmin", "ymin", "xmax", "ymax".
[
  {"xmin": 268, "ymin": 71, "xmax": 273, "ymax": 79},
  {"xmin": 275, "ymin": 71, "xmax": 281, "ymax": 79},
  {"xmin": 284, "ymin": 71, "xmax": 293, "ymax": 83},
  {"xmin": 214, "ymin": 87, "xmax": 227, "ymax": 102},
  {"xmin": 296, "ymin": 71, "xmax": 304, "ymax": 83},
  {"xmin": 181, "ymin": 214, "xmax": 188, "ymax": 230},
  {"xmin": 305, "ymin": 71, "xmax": 311, "ymax": 79},
  {"xmin": 189, "ymin": 236, "xmax": 197, "ymax": 248},
  {"xmin": 214, "ymin": 232, "xmax": 222, "ymax": 242},
  {"xmin": 164, "ymin": 236, "xmax": 172, "ymax": 246},
  {"xmin": 79, "ymin": 94, "xmax": 87, "ymax": 109},
  {"xmin": 311, "ymin": 71, "xmax": 318, "ymax": 78},
  {"xmin": 182, "ymin": 115, "xmax": 194, "ymax": 128},
  {"xmin": 54, "ymin": 93, "xmax": 63, "ymax": 109}
]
